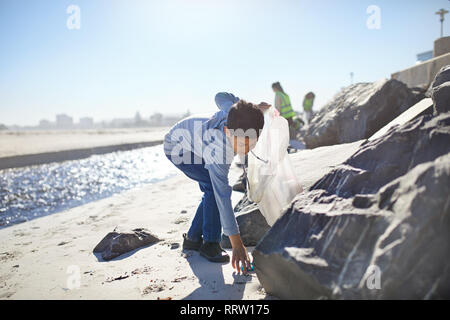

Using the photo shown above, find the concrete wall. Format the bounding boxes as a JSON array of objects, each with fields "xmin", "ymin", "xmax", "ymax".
[
  {"xmin": 391, "ymin": 53, "xmax": 450, "ymax": 88},
  {"xmin": 434, "ymin": 36, "xmax": 450, "ymax": 57}
]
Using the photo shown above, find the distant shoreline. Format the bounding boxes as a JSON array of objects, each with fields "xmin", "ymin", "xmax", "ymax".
[
  {"xmin": 0, "ymin": 128, "xmax": 169, "ymax": 170},
  {"xmin": 0, "ymin": 140, "xmax": 164, "ymax": 170}
]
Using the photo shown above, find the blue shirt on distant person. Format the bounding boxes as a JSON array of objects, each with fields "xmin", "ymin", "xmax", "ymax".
[{"xmin": 163, "ymin": 92, "xmax": 240, "ymax": 236}]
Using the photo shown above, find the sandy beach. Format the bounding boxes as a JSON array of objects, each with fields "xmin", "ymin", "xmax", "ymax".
[
  {"xmin": 0, "ymin": 159, "xmax": 272, "ymax": 300},
  {"xmin": 0, "ymin": 128, "xmax": 364, "ymax": 300},
  {"xmin": 2, "ymin": 0, "xmax": 449, "ymax": 304}
]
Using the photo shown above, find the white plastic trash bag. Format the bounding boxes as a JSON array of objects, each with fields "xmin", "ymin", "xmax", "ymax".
[{"xmin": 247, "ymin": 107, "xmax": 303, "ymax": 226}]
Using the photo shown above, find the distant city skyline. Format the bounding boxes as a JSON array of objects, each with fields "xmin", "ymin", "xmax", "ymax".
[
  {"xmin": 9, "ymin": 110, "xmax": 190, "ymax": 130},
  {"xmin": 1, "ymin": 0, "xmax": 449, "ymax": 126}
]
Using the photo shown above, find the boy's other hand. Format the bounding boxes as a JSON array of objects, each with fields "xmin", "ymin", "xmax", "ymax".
[
  {"xmin": 232, "ymin": 245, "xmax": 251, "ymax": 275},
  {"xmin": 229, "ymin": 234, "xmax": 251, "ymax": 274}
]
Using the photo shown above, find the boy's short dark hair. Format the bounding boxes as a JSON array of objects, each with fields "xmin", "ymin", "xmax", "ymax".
[{"xmin": 227, "ymin": 100, "xmax": 264, "ymax": 138}]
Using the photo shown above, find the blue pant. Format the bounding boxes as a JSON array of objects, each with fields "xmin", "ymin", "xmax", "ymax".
[{"xmin": 166, "ymin": 152, "xmax": 222, "ymax": 243}]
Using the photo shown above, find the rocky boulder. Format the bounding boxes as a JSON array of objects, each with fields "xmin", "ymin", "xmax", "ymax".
[
  {"xmin": 221, "ymin": 195, "xmax": 270, "ymax": 248},
  {"xmin": 429, "ymin": 65, "xmax": 450, "ymax": 89},
  {"xmin": 93, "ymin": 227, "xmax": 161, "ymax": 261},
  {"xmin": 300, "ymin": 79, "xmax": 421, "ymax": 149},
  {"xmin": 253, "ymin": 111, "xmax": 450, "ymax": 299},
  {"xmin": 429, "ymin": 65, "xmax": 450, "ymax": 115}
]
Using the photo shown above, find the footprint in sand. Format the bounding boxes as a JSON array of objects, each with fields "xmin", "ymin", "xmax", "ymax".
[
  {"xmin": 172, "ymin": 217, "xmax": 189, "ymax": 225},
  {"xmin": 13, "ymin": 230, "xmax": 30, "ymax": 238},
  {"xmin": 0, "ymin": 251, "xmax": 21, "ymax": 263},
  {"xmin": 131, "ymin": 266, "xmax": 154, "ymax": 275},
  {"xmin": 171, "ymin": 276, "xmax": 188, "ymax": 283},
  {"xmin": 161, "ymin": 242, "xmax": 180, "ymax": 250},
  {"xmin": 88, "ymin": 215, "xmax": 100, "ymax": 222},
  {"xmin": 141, "ymin": 280, "xmax": 171, "ymax": 295},
  {"xmin": 0, "ymin": 292, "xmax": 14, "ymax": 299},
  {"xmin": 18, "ymin": 242, "xmax": 32, "ymax": 246}
]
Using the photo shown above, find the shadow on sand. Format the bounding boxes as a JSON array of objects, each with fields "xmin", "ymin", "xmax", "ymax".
[
  {"xmin": 91, "ymin": 244, "xmax": 276, "ymax": 299},
  {"xmin": 182, "ymin": 248, "xmax": 257, "ymax": 300}
]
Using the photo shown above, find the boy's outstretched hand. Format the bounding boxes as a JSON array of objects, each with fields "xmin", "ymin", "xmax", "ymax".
[{"xmin": 229, "ymin": 234, "xmax": 251, "ymax": 274}]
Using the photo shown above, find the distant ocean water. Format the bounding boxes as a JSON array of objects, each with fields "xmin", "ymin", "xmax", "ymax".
[{"xmin": 0, "ymin": 144, "xmax": 177, "ymax": 228}]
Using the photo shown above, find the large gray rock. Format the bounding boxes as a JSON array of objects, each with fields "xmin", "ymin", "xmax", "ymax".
[
  {"xmin": 432, "ymin": 82, "xmax": 450, "ymax": 115},
  {"xmin": 93, "ymin": 227, "xmax": 161, "ymax": 261},
  {"xmin": 300, "ymin": 79, "xmax": 420, "ymax": 149},
  {"xmin": 253, "ymin": 112, "xmax": 450, "ymax": 299},
  {"xmin": 430, "ymin": 65, "xmax": 450, "ymax": 115},
  {"xmin": 311, "ymin": 112, "xmax": 450, "ymax": 196},
  {"xmin": 221, "ymin": 195, "xmax": 270, "ymax": 248},
  {"xmin": 429, "ymin": 65, "xmax": 450, "ymax": 89}
]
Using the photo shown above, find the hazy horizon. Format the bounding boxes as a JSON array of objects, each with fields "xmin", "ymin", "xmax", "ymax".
[
  {"xmin": 4, "ymin": 110, "xmax": 193, "ymax": 128},
  {"xmin": 1, "ymin": 0, "xmax": 448, "ymax": 127}
]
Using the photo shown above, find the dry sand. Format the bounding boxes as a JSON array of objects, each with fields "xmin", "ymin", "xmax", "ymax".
[{"xmin": 0, "ymin": 162, "xmax": 273, "ymax": 300}]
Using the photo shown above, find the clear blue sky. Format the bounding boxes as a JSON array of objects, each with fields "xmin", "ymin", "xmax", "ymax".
[{"xmin": 0, "ymin": 0, "xmax": 448, "ymax": 126}]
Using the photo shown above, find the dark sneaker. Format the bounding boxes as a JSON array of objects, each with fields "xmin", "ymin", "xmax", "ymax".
[
  {"xmin": 199, "ymin": 242, "xmax": 230, "ymax": 263},
  {"xmin": 182, "ymin": 233, "xmax": 202, "ymax": 251}
]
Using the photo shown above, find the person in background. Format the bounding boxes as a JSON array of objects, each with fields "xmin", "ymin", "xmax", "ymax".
[
  {"xmin": 272, "ymin": 82, "xmax": 297, "ymax": 140},
  {"xmin": 302, "ymin": 92, "xmax": 315, "ymax": 125}
]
